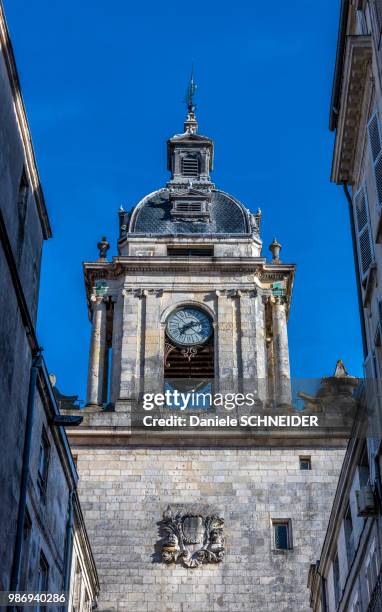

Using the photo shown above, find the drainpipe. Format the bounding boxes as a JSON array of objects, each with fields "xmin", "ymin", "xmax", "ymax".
[
  {"xmin": 62, "ymin": 490, "xmax": 74, "ymax": 611},
  {"xmin": 9, "ymin": 352, "xmax": 42, "ymax": 594},
  {"xmin": 343, "ymin": 183, "xmax": 368, "ymax": 358}
]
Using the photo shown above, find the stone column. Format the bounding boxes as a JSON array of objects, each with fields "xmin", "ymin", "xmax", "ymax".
[
  {"xmin": 271, "ymin": 297, "xmax": 291, "ymax": 406},
  {"xmin": 109, "ymin": 289, "xmax": 124, "ymax": 404},
  {"xmin": 86, "ymin": 296, "xmax": 107, "ymax": 406}
]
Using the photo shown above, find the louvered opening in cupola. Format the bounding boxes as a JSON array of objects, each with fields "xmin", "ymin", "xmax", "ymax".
[{"xmin": 181, "ymin": 154, "xmax": 200, "ymax": 177}]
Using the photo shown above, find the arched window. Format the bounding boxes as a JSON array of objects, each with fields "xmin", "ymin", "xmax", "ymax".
[{"xmin": 181, "ymin": 154, "xmax": 199, "ymax": 177}]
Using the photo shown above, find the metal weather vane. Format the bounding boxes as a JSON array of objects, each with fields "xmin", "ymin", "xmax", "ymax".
[{"xmin": 184, "ymin": 68, "xmax": 197, "ymax": 112}]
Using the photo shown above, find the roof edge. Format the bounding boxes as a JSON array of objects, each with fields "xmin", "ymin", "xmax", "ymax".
[
  {"xmin": 329, "ymin": 0, "xmax": 350, "ymax": 131},
  {"xmin": 0, "ymin": 1, "xmax": 52, "ymax": 238}
]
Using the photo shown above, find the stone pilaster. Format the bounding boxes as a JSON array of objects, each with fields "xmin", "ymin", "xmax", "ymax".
[
  {"xmin": 86, "ymin": 296, "xmax": 107, "ymax": 406},
  {"xmin": 143, "ymin": 289, "xmax": 163, "ymax": 393},
  {"xmin": 254, "ymin": 292, "xmax": 267, "ymax": 402},
  {"xmin": 238, "ymin": 290, "xmax": 267, "ymax": 402},
  {"xmin": 271, "ymin": 296, "xmax": 291, "ymax": 406},
  {"xmin": 216, "ymin": 290, "xmax": 234, "ymax": 391},
  {"xmin": 119, "ymin": 289, "xmax": 141, "ymax": 401}
]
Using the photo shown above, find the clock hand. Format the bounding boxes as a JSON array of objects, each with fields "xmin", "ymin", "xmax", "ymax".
[{"xmin": 180, "ymin": 321, "xmax": 197, "ymax": 333}]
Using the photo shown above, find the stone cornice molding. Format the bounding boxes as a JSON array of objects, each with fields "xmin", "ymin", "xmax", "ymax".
[
  {"xmin": 331, "ymin": 34, "xmax": 373, "ymax": 184},
  {"xmin": 83, "ymin": 258, "xmax": 295, "ymax": 277},
  {"xmin": 0, "ymin": 4, "xmax": 51, "ymax": 238}
]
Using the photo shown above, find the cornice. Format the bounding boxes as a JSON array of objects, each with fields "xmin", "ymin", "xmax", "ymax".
[
  {"xmin": 331, "ymin": 35, "xmax": 373, "ymax": 184},
  {"xmin": 83, "ymin": 256, "xmax": 295, "ymax": 275}
]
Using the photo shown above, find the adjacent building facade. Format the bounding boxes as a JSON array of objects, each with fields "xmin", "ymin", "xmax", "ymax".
[
  {"xmin": 66, "ymin": 106, "xmax": 354, "ymax": 611},
  {"xmin": 0, "ymin": 3, "xmax": 99, "ymax": 607},
  {"xmin": 308, "ymin": 1, "xmax": 382, "ymax": 610}
]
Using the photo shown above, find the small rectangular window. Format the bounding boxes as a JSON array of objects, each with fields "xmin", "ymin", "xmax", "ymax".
[
  {"xmin": 37, "ymin": 551, "xmax": 49, "ymax": 593},
  {"xmin": 37, "ymin": 427, "xmax": 50, "ymax": 496},
  {"xmin": 299, "ymin": 456, "xmax": 311, "ymax": 470},
  {"xmin": 174, "ymin": 201, "xmax": 203, "ymax": 213},
  {"xmin": 272, "ymin": 519, "xmax": 292, "ymax": 551},
  {"xmin": 19, "ymin": 509, "xmax": 32, "ymax": 590},
  {"xmin": 167, "ymin": 247, "xmax": 214, "ymax": 257}
]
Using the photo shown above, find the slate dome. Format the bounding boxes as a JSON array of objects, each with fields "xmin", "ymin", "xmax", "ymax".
[{"xmin": 129, "ymin": 188, "xmax": 251, "ymax": 235}]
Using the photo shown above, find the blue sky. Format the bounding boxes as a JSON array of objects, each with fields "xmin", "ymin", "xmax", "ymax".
[{"xmin": 4, "ymin": 0, "xmax": 363, "ymax": 401}]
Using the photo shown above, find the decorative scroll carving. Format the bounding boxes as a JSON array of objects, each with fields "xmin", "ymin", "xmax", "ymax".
[
  {"xmin": 160, "ymin": 507, "xmax": 224, "ymax": 568},
  {"xmin": 164, "ymin": 342, "xmax": 177, "ymax": 368},
  {"xmin": 180, "ymin": 346, "xmax": 200, "ymax": 362}
]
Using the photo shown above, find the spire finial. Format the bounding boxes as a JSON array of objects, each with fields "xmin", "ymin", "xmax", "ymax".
[
  {"xmin": 183, "ymin": 67, "xmax": 198, "ymax": 134},
  {"xmin": 184, "ymin": 66, "xmax": 197, "ymax": 113}
]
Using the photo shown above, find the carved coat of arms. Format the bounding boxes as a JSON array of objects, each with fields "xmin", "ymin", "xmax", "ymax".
[{"xmin": 160, "ymin": 506, "xmax": 224, "ymax": 568}]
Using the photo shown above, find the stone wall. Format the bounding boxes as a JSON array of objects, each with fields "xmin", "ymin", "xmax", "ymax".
[
  {"xmin": 0, "ymin": 36, "xmax": 45, "ymax": 590},
  {"xmin": 75, "ymin": 445, "xmax": 345, "ymax": 612}
]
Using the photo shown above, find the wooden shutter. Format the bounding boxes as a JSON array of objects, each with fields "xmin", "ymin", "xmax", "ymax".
[
  {"xmin": 368, "ymin": 112, "xmax": 382, "ymax": 205},
  {"xmin": 354, "ymin": 186, "xmax": 373, "ymax": 280}
]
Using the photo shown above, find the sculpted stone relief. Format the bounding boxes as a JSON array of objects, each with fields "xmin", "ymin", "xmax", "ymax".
[{"xmin": 160, "ymin": 506, "xmax": 224, "ymax": 568}]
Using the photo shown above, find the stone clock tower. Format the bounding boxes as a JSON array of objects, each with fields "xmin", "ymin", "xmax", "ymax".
[{"xmin": 67, "ymin": 106, "xmax": 353, "ymax": 611}]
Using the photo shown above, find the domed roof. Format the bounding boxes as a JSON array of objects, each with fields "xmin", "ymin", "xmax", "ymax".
[{"xmin": 128, "ymin": 188, "xmax": 251, "ymax": 235}]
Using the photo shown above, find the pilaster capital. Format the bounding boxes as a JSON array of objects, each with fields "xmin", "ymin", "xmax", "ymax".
[
  {"xmin": 90, "ymin": 294, "xmax": 108, "ymax": 305},
  {"xmin": 270, "ymin": 295, "xmax": 288, "ymax": 307},
  {"xmin": 146, "ymin": 288, "xmax": 164, "ymax": 297}
]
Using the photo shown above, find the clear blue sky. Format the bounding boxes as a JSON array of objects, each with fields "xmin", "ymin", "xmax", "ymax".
[{"xmin": 4, "ymin": 0, "xmax": 363, "ymax": 401}]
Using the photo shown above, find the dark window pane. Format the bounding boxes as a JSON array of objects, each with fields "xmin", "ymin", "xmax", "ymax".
[{"xmin": 274, "ymin": 523, "xmax": 289, "ymax": 550}]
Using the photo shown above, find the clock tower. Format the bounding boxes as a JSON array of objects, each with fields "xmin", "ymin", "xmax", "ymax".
[
  {"xmin": 67, "ymin": 103, "xmax": 350, "ymax": 612},
  {"xmin": 84, "ymin": 106, "xmax": 294, "ymax": 409}
]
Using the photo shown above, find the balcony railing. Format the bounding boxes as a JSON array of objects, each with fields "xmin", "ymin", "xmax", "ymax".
[{"xmin": 367, "ymin": 565, "xmax": 382, "ymax": 612}]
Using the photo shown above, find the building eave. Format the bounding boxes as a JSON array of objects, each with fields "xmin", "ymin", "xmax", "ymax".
[
  {"xmin": 331, "ymin": 35, "xmax": 372, "ymax": 184},
  {"xmin": 330, "ymin": 0, "xmax": 350, "ymax": 132},
  {"xmin": 0, "ymin": 1, "xmax": 52, "ymax": 239}
]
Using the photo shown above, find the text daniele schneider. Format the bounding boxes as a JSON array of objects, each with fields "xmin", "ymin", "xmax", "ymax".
[{"xmin": 141, "ymin": 391, "xmax": 319, "ymax": 428}]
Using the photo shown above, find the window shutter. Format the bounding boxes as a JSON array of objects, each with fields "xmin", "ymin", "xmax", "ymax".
[
  {"xmin": 354, "ymin": 187, "xmax": 373, "ymax": 279},
  {"xmin": 368, "ymin": 112, "xmax": 382, "ymax": 205}
]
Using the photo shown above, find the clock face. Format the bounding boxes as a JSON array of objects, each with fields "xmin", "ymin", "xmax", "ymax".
[{"xmin": 166, "ymin": 307, "xmax": 212, "ymax": 346}]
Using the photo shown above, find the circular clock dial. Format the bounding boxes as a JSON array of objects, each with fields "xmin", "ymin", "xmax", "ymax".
[{"xmin": 166, "ymin": 307, "xmax": 212, "ymax": 346}]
